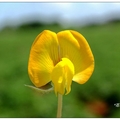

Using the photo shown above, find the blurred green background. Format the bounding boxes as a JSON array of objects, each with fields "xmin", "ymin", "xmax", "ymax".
[{"xmin": 1, "ymin": 2, "xmax": 120, "ymax": 118}]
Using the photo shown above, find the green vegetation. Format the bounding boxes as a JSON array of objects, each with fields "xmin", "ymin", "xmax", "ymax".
[{"xmin": 0, "ymin": 21, "xmax": 120, "ymax": 118}]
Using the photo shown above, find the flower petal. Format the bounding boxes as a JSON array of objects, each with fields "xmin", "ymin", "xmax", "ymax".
[
  {"xmin": 57, "ymin": 30, "xmax": 94, "ymax": 84},
  {"xmin": 51, "ymin": 58, "xmax": 74, "ymax": 95},
  {"xmin": 28, "ymin": 30, "xmax": 59, "ymax": 87}
]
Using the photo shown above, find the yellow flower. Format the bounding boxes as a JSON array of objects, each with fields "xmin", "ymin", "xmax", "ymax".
[{"xmin": 28, "ymin": 30, "xmax": 94, "ymax": 95}]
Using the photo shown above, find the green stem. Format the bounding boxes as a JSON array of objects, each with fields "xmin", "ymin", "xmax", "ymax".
[{"xmin": 57, "ymin": 93, "xmax": 63, "ymax": 118}]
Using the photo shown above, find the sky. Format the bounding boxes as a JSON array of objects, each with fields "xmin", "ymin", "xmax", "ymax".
[{"xmin": 0, "ymin": 2, "xmax": 120, "ymax": 30}]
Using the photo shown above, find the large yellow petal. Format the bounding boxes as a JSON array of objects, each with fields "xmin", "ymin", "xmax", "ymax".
[
  {"xmin": 51, "ymin": 58, "xmax": 74, "ymax": 95},
  {"xmin": 28, "ymin": 30, "xmax": 59, "ymax": 87},
  {"xmin": 57, "ymin": 30, "xmax": 94, "ymax": 84}
]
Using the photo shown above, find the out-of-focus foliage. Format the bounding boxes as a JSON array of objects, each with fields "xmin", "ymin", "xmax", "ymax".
[{"xmin": 0, "ymin": 21, "xmax": 120, "ymax": 118}]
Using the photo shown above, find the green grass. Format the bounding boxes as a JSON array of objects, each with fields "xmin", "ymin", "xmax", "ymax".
[{"xmin": 0, "ymin": 22, "xmax": 120, "ymax": 118}]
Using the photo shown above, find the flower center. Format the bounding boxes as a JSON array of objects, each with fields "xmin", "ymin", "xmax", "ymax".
[{"xmin": 51, "ymin": 57, "xmax": 74, "ymax": 95}]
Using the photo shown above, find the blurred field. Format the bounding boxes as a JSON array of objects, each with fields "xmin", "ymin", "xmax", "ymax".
[{"xmin": 0, "ymin": 21, "xmax": 120, "ymax": 118}]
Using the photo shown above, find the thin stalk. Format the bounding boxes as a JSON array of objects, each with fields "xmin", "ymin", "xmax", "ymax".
[{"xmin": 57, "ymin": 93, "xmax": 63, "ymax": 118}]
